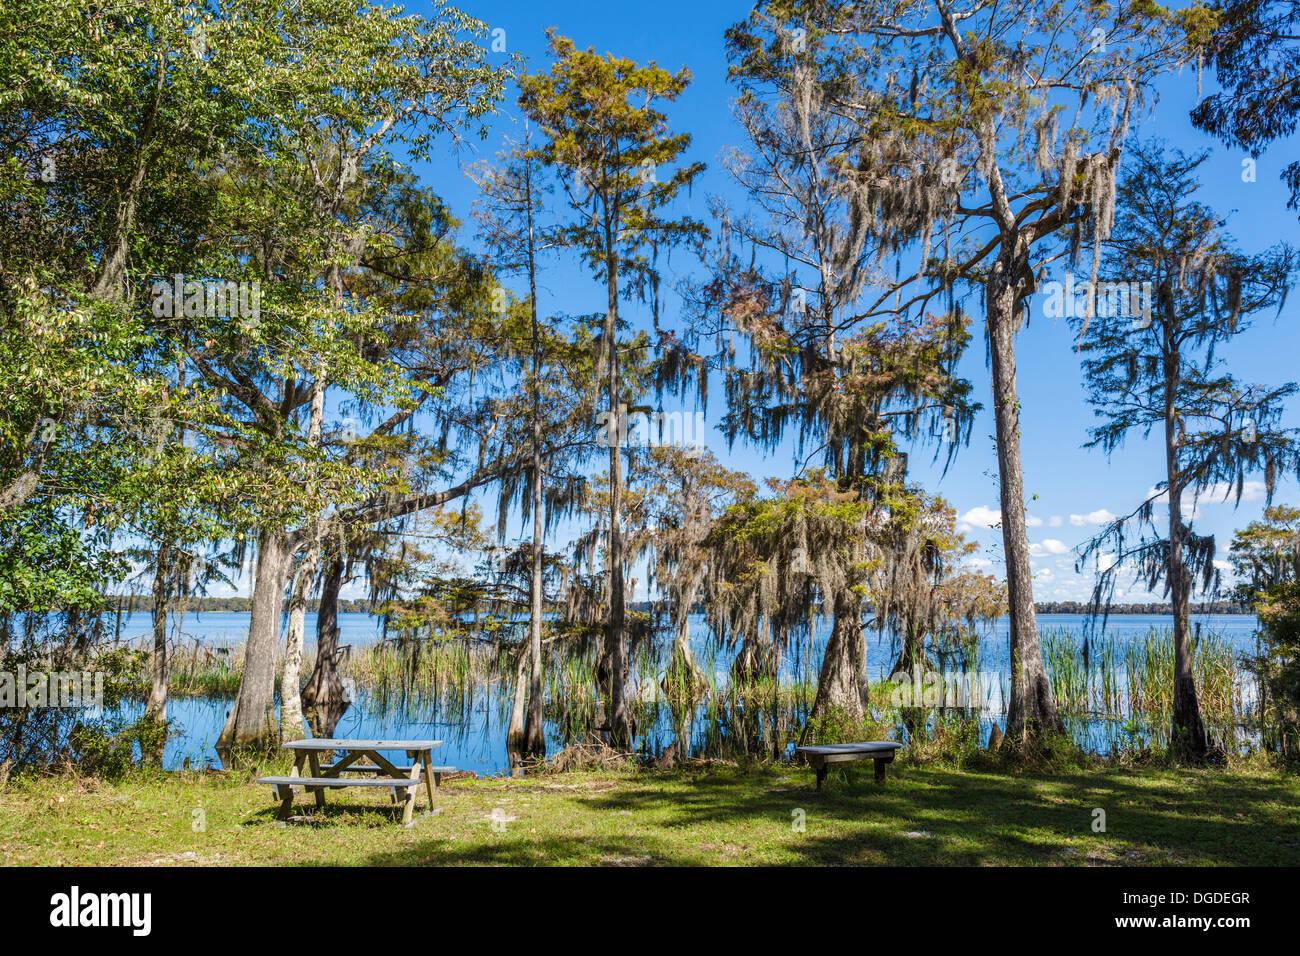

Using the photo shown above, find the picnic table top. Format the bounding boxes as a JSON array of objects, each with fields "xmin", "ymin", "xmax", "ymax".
[
  {"xmin": 795, "ymin": 741, "xmax": 902, "ymax": 756},
  {"xmin": 281, "ymin": 739, "xmax": 443, "ymax": 751}
]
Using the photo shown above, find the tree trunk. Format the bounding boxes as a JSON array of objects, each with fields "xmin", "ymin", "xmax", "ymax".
[
  {"xmin": 506, "ymin": 642, "xmax": 530, "ymax": 776},
  {"xmin": 662, "ymin": 607, "xmax": 706, "ymax": 699},
  {"xmin": 280, "ymin": 371, "xmax": 326, "ymax": 743},
  {"xmin": 522, "ymin": 205, "xmax": 547, "ymax": 761},
  {"xmin": 988, "ymin": 253, "xmax": 1063, "ymax": 740},
  {"xmin": 216, "ymin": 529, "xmax": 290, "ymax": 766},
  {"xmin": 808, "ymin": 589, "xmax": 866, "ymax": 726},
  {"xmin": 523, "ymin": 468, "xmax": 547, "ymax": 760},
  {"xmin": 1164, "ymin": 358, "xmax": 1208, "ymax": 758},
  {"xmin": 143, "ymin": 542, "xmax": 171, "ymax": 765},
  {"xmin": 302, "ymin": 550, "xmax": 349, "ymax": 738},
  {"xmin": 603, "ymin": 241, "xmax": 632, "ymax": 748},
  {"xmin": 280, "ymin": 554, "xmax": 314, "ymax": 743}
]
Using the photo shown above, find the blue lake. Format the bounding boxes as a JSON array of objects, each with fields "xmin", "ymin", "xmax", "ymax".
[{"xmin": 109, "ymin": 610, "xmax": 1262, "ymax": 773}]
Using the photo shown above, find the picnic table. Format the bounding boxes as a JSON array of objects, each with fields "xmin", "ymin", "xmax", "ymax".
[
  {"xmin": 795, "ymin": 741, "xmax": 903, "ymax": 789},
  {"xmin": 256, "ymin": 739, "xmax": 454, "ymax": 827}
]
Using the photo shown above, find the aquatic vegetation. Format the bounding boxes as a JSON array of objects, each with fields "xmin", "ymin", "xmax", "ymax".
[{"xmin": 145, "ymin": 622, "xmax": 1263, "ymax": 762}]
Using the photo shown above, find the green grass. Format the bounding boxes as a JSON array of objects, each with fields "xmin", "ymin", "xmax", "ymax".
[{"xmin": 3, "ymin": 761, "xmax": 1298, "ymax": 866}]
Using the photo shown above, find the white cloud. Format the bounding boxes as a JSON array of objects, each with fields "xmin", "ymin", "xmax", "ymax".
[
  {"xmin": 959, "ymin": 505, "xmax": 1001, "ymax": 529},
  {"xmin": 966, "ymin": 556, "xmax": 994, "ymax": 569},
  {"xmin": 1069, "ymin": 509, "xmax": 1117, "ymax": 527},
  {"xmin": 1048, "ymin": 515, "xmax": 1064, "ymax": 528},
  {"xmin": 1148, "ymin": 481, "xmax": 1267, "ymax": 507},
  {"xmin": 1030, "ymin": 538, "xmax": 1070, "ymax": 557},
  {"xmin": 958, "ymin": 506, "xmax": 1049, "ymax": 530}
]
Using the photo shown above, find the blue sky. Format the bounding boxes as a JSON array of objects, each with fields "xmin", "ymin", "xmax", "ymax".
[{"xmin": 211, "ymin": 1, "xmax": 1300, "ymax": 604}]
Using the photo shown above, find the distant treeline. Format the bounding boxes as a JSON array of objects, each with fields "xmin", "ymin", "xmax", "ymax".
[
  {"xmin": 1033, "ymin": 600, "xmax": 1248, "ymax": 615},
  {"xmin": 106, "ymin": 596, "xmax": 1250, "ymax": 617},
  {"xmin": 109, "ymin": 595, "xmax": 374, "ymax": 614}
]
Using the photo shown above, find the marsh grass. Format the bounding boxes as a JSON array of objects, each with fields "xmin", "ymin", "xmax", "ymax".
[
  {"xmin": 150, "ymin": 625, "xmax": 1260, "ymax": 760},
  {"xmin": 1043, "ymin": 627, "xmax": 1250, "ymax": 749}
]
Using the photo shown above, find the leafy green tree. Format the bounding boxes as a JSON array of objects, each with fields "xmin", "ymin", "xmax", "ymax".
[
  {"xmin": 140, "ymin": 2, "xmax": 511, "ymax": 763},
  {"xmin": 1229, "ymin": 505, "xmax": 1300, "ymax": 601},
  {"xmin": 1229, "ymin": 505, "xmax": 1300, "ymax": 756}
]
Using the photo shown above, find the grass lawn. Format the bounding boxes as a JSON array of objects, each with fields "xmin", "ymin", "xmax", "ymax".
[{"xmin": 3, "ymin": 761, "xmax": 1299, "ymax": 866}]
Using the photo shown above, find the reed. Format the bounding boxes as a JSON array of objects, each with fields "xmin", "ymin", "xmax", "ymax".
[
  {"xmin": 1041, "ymin": 626, "xmax": 1249, "ymax": 748},
  {"xmin": 144, "ymin": 621, "xmax": 1256, "ymax": 760}
]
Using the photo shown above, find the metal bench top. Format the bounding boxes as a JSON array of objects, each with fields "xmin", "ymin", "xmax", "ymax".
[
  {"xmin": 281, "ymin": 739, "xmax": 442, "ymax": 751},
  {"xmin": 257, "ymin": 775, "xmax": 418, "ymax": 788},
  {"xmin": 796, "ymin": 741, "xmax": 902, "ymax": 756}
]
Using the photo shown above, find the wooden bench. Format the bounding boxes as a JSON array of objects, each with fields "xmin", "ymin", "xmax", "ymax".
[
  {"xmin": 795, "ymin": 741, "xmax": 903, "ymax": 789},
  {"xmin": 257, "ymin": 738, "xmax": 449, "ymax": 827}
]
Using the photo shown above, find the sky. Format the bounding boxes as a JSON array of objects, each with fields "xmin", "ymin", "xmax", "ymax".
[{"xmin": 207, "ymin": 0, "xmax": 1300, "ymax": 604}]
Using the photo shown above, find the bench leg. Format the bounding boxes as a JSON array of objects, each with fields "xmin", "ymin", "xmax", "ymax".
[
  {"xmin": 420, "ymin": 753, "xmax": 436, "ymax": 811},
  {"xmin": 274, "ymin": 784, "xmax": 295, "ymax": 822},
  {"xmin": 874, "ymin": 758, "xmax": 886, "ymax": 784},
  {"xmin": 400, "ymin": 786, "xmax": 416, "ymax": 827},
  {"xmin": 815, "ymin": 765, "xmax": 827, "ymax": 791},
  {"xmin": 307, "ymin": 752, "xmax": 327, "ymax": 808}
]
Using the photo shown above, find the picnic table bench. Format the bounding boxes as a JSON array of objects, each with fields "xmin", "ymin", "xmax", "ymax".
[
  {"xmin": 257, "ymin": 739, "xmax": 454, "ymax": 827},
  {"xmin": 795, "ymin": 741, "xmax": 903, "ymax": 789}
]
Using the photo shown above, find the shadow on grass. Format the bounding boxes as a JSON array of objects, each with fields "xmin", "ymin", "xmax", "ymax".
[
  {"xmin": 244, "ymin": 797, "xmax": 429, "ymax": 829},
  {"xmin": 290, "ymin": 765, "xmax": 1300, "ymax": 866}
]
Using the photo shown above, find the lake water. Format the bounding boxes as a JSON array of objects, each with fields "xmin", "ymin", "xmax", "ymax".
[{"xmin": 109, "ymin": 610, "xmax": 1262, "ymax": 774}]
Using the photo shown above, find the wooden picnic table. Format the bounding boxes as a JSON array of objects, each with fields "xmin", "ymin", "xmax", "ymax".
[{"xmin": 258, "ymin": 738, "xmax": 452, "ymax": 826}]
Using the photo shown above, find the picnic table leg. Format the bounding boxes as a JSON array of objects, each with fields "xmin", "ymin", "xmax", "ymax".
[
  {"xmin": 307, "ymin": 752, "xmax": 327, "ymax": 808},
  {"xmin": 399, "ymin": 784, "xmax": 416, "ymax": 826},
  {"xmin": 419, "ymin": 751, "xmax": 437, "ymax": 811},
  {"xmin": 401, "ymin": 750, "xmax": 424, "ymax": 824},
  {"xmin": 274, "ymin": 784, "xmax": 295, "ymax": 821},
  {"xmin": 874, "ymin": 758, "xmax": 887, "ymax": 784},
  {"xmin": 812, "ymin": 758, "xmax": 827, "ymax": 791}
]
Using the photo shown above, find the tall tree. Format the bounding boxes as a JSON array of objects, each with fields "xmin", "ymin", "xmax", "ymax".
[
  {"xmin": 519, "ymin": 32, "xmax": 706, "ymax": 748},
  {"xmin": 1075, "ymin": 144, "xmax": 1297, "ymax": 758},
  {"xmin": 197, "ymin": 2, "xmax": 507, "ymax": 763},
  {"xmin": 472, "ymin": 137, "xmax": 561, "ymax": 764},
  {"xmin": 686, "ymin": 20, "xmax": 975, "ymax": 725},
  {"xmin": 726, "ymin": 0, "xmax": 1205, "ymax": 740}
]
